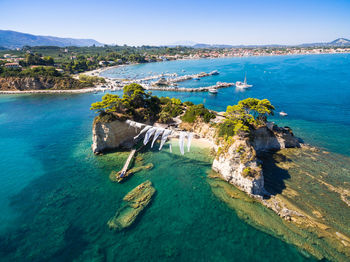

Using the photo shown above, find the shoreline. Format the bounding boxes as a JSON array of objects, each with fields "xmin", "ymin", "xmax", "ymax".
[
  {"xmin": 0, "ymin": 87, "xmax": 99, "ymax": 94},
  {"xmin": 169, "ymin": 137, "xmax": 215, "ymax": 149},
  {"xmin": 1, "ymin": 53, "xmax": 349, "ymax": 95}
]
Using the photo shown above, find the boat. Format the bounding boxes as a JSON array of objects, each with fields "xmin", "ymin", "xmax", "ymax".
[
  {"xmin": 209, "ymin": 88, "xmax": 218, "ymax": 94},
  {"xmin": 152, "ymin": 77, "xmax": 169, "ymax": 86},
  {"xmin": 279, "ymin": 111, "xmax": 288, "ymax": 116},
  {"xmin": 210, "ymin": 70, "xmax": 219, "ymax": 75},
  {"xmin": 236, "ymin": 74, "xmax": 252, "ymax": 89},
  {"xmin": 193, "ymin": 77, "xmax": 200, "ymax": 81}
]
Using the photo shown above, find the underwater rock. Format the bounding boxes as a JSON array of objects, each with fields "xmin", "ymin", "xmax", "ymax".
[
  {"xmin": 207, "ymin": 173, "xmax": 350, "ymax": 262},
  {"xmin": 107, "ymin": 180, "xmax": 156, "ymax": 230}
]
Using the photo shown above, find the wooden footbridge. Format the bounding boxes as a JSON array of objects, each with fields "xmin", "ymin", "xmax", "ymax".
[{"xmin": 117, "ymin": 149, "xmax": 137, "ymax": 182}]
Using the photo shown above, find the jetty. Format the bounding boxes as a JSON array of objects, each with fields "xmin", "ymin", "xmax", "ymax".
[
  {"xmin": 117, "ymin": 149, "xmax": 137, "ymax": 182},
  {"xmin": 142, "ymin": 81, "xmax": 234, "ymax": 92},
  {"xmin": 89, "ymin": 70, "xmax": 235, "ymax": 93},
  {"xmin": 150, "ymin": 71, "xmax": 220, "ymax": 87}
]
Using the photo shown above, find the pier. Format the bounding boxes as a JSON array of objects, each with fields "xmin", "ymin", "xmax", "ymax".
[
  {"xmin": 97, "ymin": 81, "xmax": 234, "ymax": 93},
  {"xmin": 142, "ymin": 81, "xmax": 234, "ymax": 92},
  {"xmin": 91, "ymin": 70, "xmax": 235, "ymax": 93},
  {"xmin": 117, "ymin": 149, "xmax": 137, "ymax": 182}
]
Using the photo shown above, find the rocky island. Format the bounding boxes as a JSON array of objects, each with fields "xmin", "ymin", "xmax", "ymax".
[
  {"xmin": 90, "ymin": 83, "xmax": 350, "ymax": 261},
  {"xmin": 91, "ymin": 85, "xmax": 300, "ymax": 197}
]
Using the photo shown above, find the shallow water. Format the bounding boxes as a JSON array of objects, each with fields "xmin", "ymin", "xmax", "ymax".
[{"xmin": 1, "ymin": 54, "xmax": 350, "ymax": 261}]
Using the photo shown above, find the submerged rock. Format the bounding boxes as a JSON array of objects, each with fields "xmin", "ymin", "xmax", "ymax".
[
  {"xmin": 107, "ymin": 180, "xmax": 156, "ymax": 230},
  {"xmin": 207, "ymin": 172, "xmax": 350, "ymax": 262}
]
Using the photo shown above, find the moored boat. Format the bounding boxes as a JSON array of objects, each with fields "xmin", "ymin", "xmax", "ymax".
[
  {"xmin": 236, "ymin": 73, "xmax": 252, "ymax": 89},
  {"xmin": 279, "ymin": 111, "xmax": 288, "ymax": 116},
  {"xmin": 209, "ymin": 88, "xmax": 218, "ymax": 94}
]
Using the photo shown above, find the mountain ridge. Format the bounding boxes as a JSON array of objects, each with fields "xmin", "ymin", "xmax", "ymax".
[
  {"xmin": 167, "ymin": 38, "xmax": 350, "ymax": 48},
  {"xmin": 0, "ymin": 30, "xmax": 104, "ymax": 49}
]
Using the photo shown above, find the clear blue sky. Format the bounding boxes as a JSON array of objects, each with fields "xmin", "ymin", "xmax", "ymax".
[{"xmin": 1, "ymin": 0, "xmax": 349, "ymax": 46}]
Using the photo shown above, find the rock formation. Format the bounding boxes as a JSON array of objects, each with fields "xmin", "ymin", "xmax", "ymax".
[
  {"xmin": 0, "ymin": 76, "xmax": 85, "ymax": 90},
  {"xmin": 182, "ymin": 120, "xmax": 301, "ymax": 196},
  {"xmin": 92, "ymin": 118, "xmax": 139, "ymax": 154},
  {"xmin": 107, "ymin": 180, "xmax": 155, "ymax": 230}
]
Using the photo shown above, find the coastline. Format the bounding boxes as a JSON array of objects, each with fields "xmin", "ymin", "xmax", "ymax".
[
  {"xmin": 0, "ymin": 87, "xmax": 99, "ymax": 94},
  {"xmin": 1, "ymin": 52, "xmax": 349, "ymax": 95}
]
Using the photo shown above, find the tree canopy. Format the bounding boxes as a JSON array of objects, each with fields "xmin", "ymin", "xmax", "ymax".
[
  {"xmin": 219, "ymin": 98, "xmax": 275, "ymax": 137},
  {"xmin": 90, "ymin": 83, "xmax": 161, "ymax": 122}
]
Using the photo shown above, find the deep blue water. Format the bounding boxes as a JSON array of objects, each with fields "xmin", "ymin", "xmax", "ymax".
[{"xmin": 0, "ymin": 54, "xmax": 349, "ymax": 261}]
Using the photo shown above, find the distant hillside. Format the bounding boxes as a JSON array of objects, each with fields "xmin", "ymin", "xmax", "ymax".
[
  {"xmin": 167, "ymin": 38, "xmax": 350, "ymax": 48},
  {"xmin": 330, "ymin": 38, "xmax": 350, "ymax": 45},
  {"xmin": 0, "ymin": 30, "xmax": 104, "ymax": 49},
  {"xmin": 167, "ymin": 40, "xmax": 198, "ymax": 47},
  {"xmin": 300, "ymin": 38, "xmax": 350, "ymax": 47}
]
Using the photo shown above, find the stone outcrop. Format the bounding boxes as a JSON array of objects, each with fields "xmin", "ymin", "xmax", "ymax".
[
  {"xmin": 107, "ymin": 180, "xmax": 156, "ymax": 230},
  {"xmin": 212, "ymin": 138, "xmax": 265, "ymax": 195},
  {"xmin": 251, "ymin": 125, "xmax": 301, "ymax": 152},
  {"xmin": 183, "ymin": 120, "xmax": 300, "ymax": 196},
  {"xmin": 92, "ymin": 118, "xmax": 139, "ymax": 154},
  {"xmin": 0, "ymin": 76, "xmax": 84, "ymax": 90}
]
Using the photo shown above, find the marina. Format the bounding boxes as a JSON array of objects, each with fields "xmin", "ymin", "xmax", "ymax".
[{"xmin": 91, "ymin": 69, "xmax": 236, "ymax": 93}]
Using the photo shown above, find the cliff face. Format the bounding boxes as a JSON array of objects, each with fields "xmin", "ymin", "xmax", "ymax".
[
  {"xmin": 212, "ymin": 139, "xmax": 265, "ymax": 195},
  {"xmin": 92, "ymin": 118, "xmax": 138, "ymax": 154},
  {"xmin": 251, "ymin": 125, "xmax": 301, "ymax": 152},
  {"xmin": 186, "ymin": 120, "xmax": 300, "ymax": 196},
  {"xmin": 0, "ymin": 77, "xmax": 84, "ymax": 90}
]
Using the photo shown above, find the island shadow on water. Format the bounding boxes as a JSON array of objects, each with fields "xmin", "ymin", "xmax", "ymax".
[
  {"xmin": 259, "ymin": 152, "xmax": 292, "ymax": 196},
  {"xmin": 217, "ymin": 145, "xmax": 350, "ymax": 262}
]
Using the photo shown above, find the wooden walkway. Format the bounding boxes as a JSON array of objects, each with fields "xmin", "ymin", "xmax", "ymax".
[{"xmin": 120, "ymin": 149, "xmax": 137, "ymax": 175}]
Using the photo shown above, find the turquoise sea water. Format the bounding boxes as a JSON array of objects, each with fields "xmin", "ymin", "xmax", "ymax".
[{"xmin": 0, "ymin": 54, "xmax": 349, "ymax": 261}]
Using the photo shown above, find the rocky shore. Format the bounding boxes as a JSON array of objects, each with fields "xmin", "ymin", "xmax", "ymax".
[
  {"xmin": 92, "ymin": 114, "xmax": 300, "ymax": 197},
  {"xmin": 0, "ymin": 76, "xmax": 97, "ymax": 94}
]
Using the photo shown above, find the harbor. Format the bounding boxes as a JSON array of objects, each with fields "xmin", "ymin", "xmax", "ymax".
[{"xmin": 88, "ymin": 69, "xmax": 236, "ymax": 93}]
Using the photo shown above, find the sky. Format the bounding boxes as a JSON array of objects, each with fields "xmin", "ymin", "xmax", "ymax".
[{"xmin": 1, "ymin": 0, "xmax": 350, "ymax": 46}]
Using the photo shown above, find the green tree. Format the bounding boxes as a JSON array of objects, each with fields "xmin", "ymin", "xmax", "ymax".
[
  {"xmin": 91, "ymin": 83, "xmax": 161, "ymax": 122},
  {"xmin": 90, "ymin": 93, "xmax": 123, "ymax": 113},
  {"xmin": 220, "ymin": 98, "xmax": 275, "ymax": 137}
]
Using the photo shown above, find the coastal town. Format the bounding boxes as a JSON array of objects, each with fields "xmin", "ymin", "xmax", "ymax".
[
  {"xmin": 1, "ymin": 44, "xmax": 350, "ymax": 94},
  {"xmin": 1, "ymin": 45, "xmax": 350, "ymax": 73}
]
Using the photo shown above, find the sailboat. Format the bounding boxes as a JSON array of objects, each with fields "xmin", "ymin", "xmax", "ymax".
[{"xmin": 236, "ymin": 73, "xmax": 253, "ymax": 89}]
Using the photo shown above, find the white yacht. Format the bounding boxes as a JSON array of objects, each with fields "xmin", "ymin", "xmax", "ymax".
[
  {"xmin": 209, "ymin": 88, "xmax": 218, "ymax": 94},
  {"xmin": 236, "ymin": 74, "xmax": 252, "ymax": 89},
  {"xmin": 279, "ymin": 111, "xmax": 288, "ymax": 116}
]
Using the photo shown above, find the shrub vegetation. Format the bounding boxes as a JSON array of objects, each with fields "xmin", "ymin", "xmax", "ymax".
[{"xmin": 181, "ymin": 104, "xmax": 216, "ymax": 123}]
